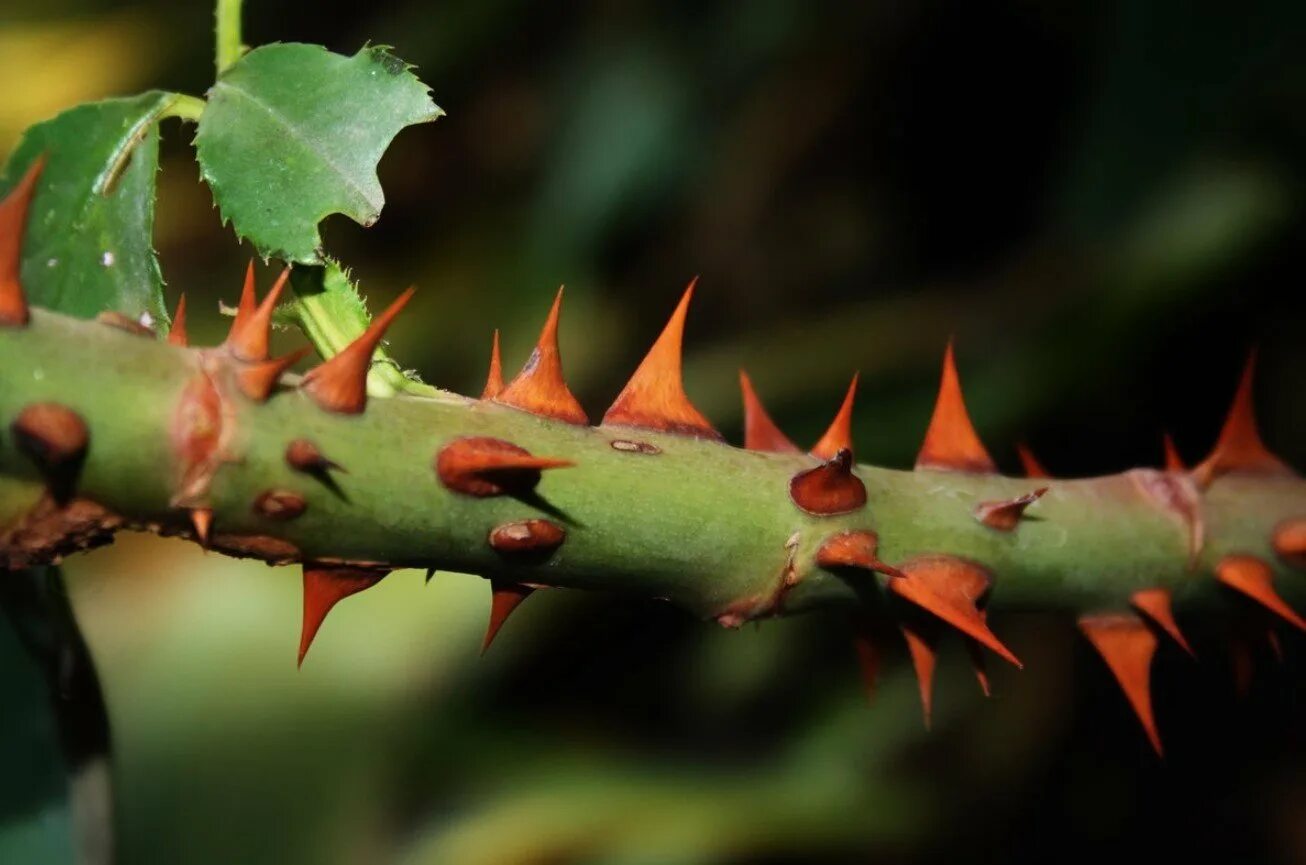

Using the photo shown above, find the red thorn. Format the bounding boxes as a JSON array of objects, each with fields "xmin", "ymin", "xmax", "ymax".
[
  {"xmin": 965, "ymin": 635, "xmax": 992, "ymax": 697},
  {"xmin": 887, "ymin": 555, "xmax": 1022, "ymax": 668},
  {"xmin": 481, "ymin": 329, "xmax": 504, "ymax": 399},
  {"xmin": 1273, "ymin": 518, "xmax": 1306, "ymax": 570},
  {"xmin": 1162, "ymin": 433, "xmax": 1185, "ymax": 472},
  {"xmin": 1193, "ymin": 352, "xmax": 1291, "ymax": 485},
  {"xmin": 739, "ymin": 370, "xmax": 799, "ymax": 453},
  {"xmin": 602, "ymin": 279, "xmax": 722, "ymax": 439},
  {"xmin": 973, "ymin": 487, "xmax": 1047, "ymax": 532},
  {"xmin": 810, "ymin": 374, "xmax": 859, "ymax": 461},
  {"xmin": 236, "ymin": 346, "xmax": 312, "ymax": 402},
  {"xmin": 900, "ymin": 622, "xmax": 938, "ymax": 729},
  {"xmin": 850, "ymin": 617, "xmax": 883, "ymax": 703},
  {"xmin": 190, "ymin": 508, "xmax": 212, "ymax": 547},
  {"xmin": 915, "ymin": 340, "xmax": 996, "ymax": 473},
  {"xmin": 299, "ymin": 565, "xmax": 388, "ymax": 666},
  {"xmin": 482, "ymin": 581, "xmax": 535, "ymax": 653},
  {"xmin": 816, "ymin": 531, "xmax": 903, "ymax": 577},
  {"xmin": 1079, "ymin": 612, "xmax": 1162, "ymax": 757},
  {"xmin": 1216, "ymin": 554, "xmax": 1306, "ymax": 632},
  {"xmin": 167, "ymin": 294, "xmax": 189, "ymax": 347},
  {"xmin": 0, "ymin": 155, "xmax": 45, "ymax": 327},
  {"xmin": 496, "ymin": 288, "xmax": 587, "ymax": 424},
  {"xmin": 436, "ymin": 436, "xmax": 574, "ymax": 497},
  {"xmin": 227, "ymin": 266, "xmax": 290, "ymax": 362},
  {"xmin": 788, "ymin": 449, "xmax": 867, "ymax": 516},
  {"xmin": 1130, "ymin": 587, "xmax": 1195, "ymax": 657},
  {"xmin": 301, "ymin": 287, "xmax": 415, "ymax": 414},
  {"xmin": 1015, "ymin": 443, "xmax": 1050, "ymax": 478}
]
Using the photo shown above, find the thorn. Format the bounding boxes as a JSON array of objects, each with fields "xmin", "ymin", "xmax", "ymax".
[
  {"xmin": 815, "ymin": 530, "xmax": 903, "ymax": 577},
  {"xmin": 1079, "ymin": 612, "xmax": 1162, "ymax": 757},
  {"xmin": 973, "ymin": 487, "xmax": 1047, "ymax": 531},
  {"xmin": 495, "ymin": 288, "xmax": 587, "ymax": 424},
  {"xmin": 886, "ymin": 555, "xmax": 1022, "ymax": 668},
  {"xmin": 299, "ymin": 565, "xmax": 389, "ymax": 666},
  {"xmin": 424, "ymin": 568, "xmax": 436, "ymax": 584},
  {"xmin": 0, "ymin": 155, "xmax": 45, "ymax": 327},
  {"xmin": 481, "ymin": 329, "xmax": 504, "ymax": 399},
  {"xmin": 1130, "ymin": 587, "xmax": 1195, "ymax": 657},
  {"xmin": 900, "ymin": 621, "xmax": 938, "ymax": 729},
  {"xmin": 810, "ymin": 374, "xmax": 859, "ymax": 460},
  {"xmin": 96, "ymin": 310, "xmax": 155, "ymax": 337},
  {"xmin": 301, "ymin": 287, "xmax": 415, "ymax": 414},
  {"xmin": 738, "ymin": 370, "xmax": 799, "ymax": 453},
  {"xmin": 253, "ymin": 489, "xmax": 307, "ymax": 521},
  {"xmin": 488, "ymin": 519, "xmax": 566, "ymax": 555},
  {"xmin": 1273, "ymin": 518, "xmax": 1306, "ymax": 570},
  {"xmin": 915, "ymin": 340, "xmax": 996, "ymax": 473},
  {"xmin": 602, "ymin": 278, "xmax": 722, "ymax": 439},
  {"xmin": 167, "ymin": 294, "xmax": 189, "ymax": 347},
  {"xmin": 236, "ymin": 346, "xmax": 312, "ymax": 402},
  {"xmin": 1162, "ymin": 433, "xmax": 1185, "ymax": 472},
  {"xmin": 1216, "ymin": 554, "xmax": 1306, "ymax": 632},
  {"xmin": 1015, "ymin": 442, "xmax": 1050, "ymax": 478},
  {"xmin": 190, "ymin": 508, "xmax": 213, "ymax": 547},
  {"xmin": 850, "ymin": 617, "xmax": 882, "ymax": 703},
  {"xmin": 436, "ymin": 436, "xmax": 574, "ymax": 497},
  {"xmin": 965, "ymin": 635, "xmax": 992, "ymax": 697},
  {"xmin": 10, "ymin": 402, "xmax": 89, "ymax": 504},
  {"xmin": 285, "ymin": 438, "xmax": 344, "ymax": 474},
  {"xmin": 788, "ymin": 449, "xmax": 867, "ymax": 516},
  {"xmin": 482, "ymin": 581, "xmax": 534, "ymax": 653},
  {"xmin": 1193, "ymin": 352, "xmax": 1291, "ymax": 485},
  {"xmin": 227, "ymin": 266, "xmax": 291, "ymax": 362}
]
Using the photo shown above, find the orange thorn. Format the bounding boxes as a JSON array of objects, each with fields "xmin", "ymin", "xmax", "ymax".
[
  {"xmin": 1193, "ymin": 352, "xmax": 1291, "ymax": 485},
  {"xmin": 886, "ymin": 555, "xmax": 1022, "ymax": 668},
  {"xmin": 167, "ymin": 294, "xmax": 189, "ymax": 347},
  {"xmin": 190, "ymin": 508, "xmax": 212, "ymax": 547},
  {"xmin": 788, "ymin": 449, "xmax": 867, "ymax": 516},
  {"xmin": 915, "ymin": 340, "xmax": 996, "ymax": 473},
  {"xmin": 973, "ymin": 487, "xmax": 1047, "ymax": 531},
  {"xmin": 1015, "ymin": 442, "xmax": 1050, "ymax": 478},
  {"xmin": 481, "ymin": 329, "xmax": 504, "ymax": 399},
  {"xmin": 900, "ymin": 622, "xmax": 938, "ymax": 729},
  {"xmin": 602, "ymin": 278, "xmax": 722, "ymax": 439},
  {"xmin": 1162, "ymin": 433, "xmax": 1185, "ymax": 472},
  {"xmin": 850, "ymin": 617, "xmax": 882, "ymax": 703},
  {"xmin": 227, "ymin": 265, "xmax": 290, "ymax": 362},
  {"xmin": 299, "ymin": 565, "xmax": 388, "ymax": 666},
  {"xmin": 1216, "ymin": 554, "xmax": 1306, "ymax": 632},
  {"xmin": 1130, "ymin": 587, "xmax": 1195, "ymax": 657},
  {"xmin": 810, "ymin": 374, "xmax": 859, "ymax": 460},
  {"xmin": 0, "ymin": 155, "xmax": 45, "ymax": 327},
  {"xmin": 436, "ymin": 436, "xmax": 574, "ymax": 497},
  {"xmin": 739, "ymin": 370, "xmax": 799, "ymax": 453},
  {"xmin": 816, "ymin": 530, "xmax": 903, "ymax": 577},
  {"xmin": 482, "ymin": 581, "xmax": 535, "ymax": 653},
  {"xmin": 1079, "ymin": 612, "xmax": 1162, "ymax": 757},
  {"xmin": 1273, "ymin": 518, "xmax": 1306, "ymax": 570},
  {"xmin": 301, "ymin": 287, "xmax": 415, "ymax": 414},
  {"xmin": 496, "ymin": 288, "xmax": 587, "ymax": 423},
  {"xmin": 965, "ymin": 635, "xmax": 992, "ymax": 697},
  {"xmin": 236, "ymin": 346, "xmax": 312, "ymax": 402}
]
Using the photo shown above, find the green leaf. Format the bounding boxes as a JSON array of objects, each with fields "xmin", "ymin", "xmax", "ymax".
[
  {"xmin": 196, "ymin": 44, "xmax": 442, "ymax": 263},
  {"xmin": 0, "ymin": 91, "xmax": 173, "ymax": 321}
]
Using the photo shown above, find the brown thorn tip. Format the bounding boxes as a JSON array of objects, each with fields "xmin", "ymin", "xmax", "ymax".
[
  {"xmin": 915, "ymin": 340, "xmax": 996, "ymax": 473},
  {"xmin": 0, "ymin": 155, "xmax": 46, "ymax": 327},
  {"xmin": 1162, "ymin": 433, "xmax": 1185, "ymax": 472},
  {"xmin": 810, "ymin": 373, "xmax": 859, "ymax": 460},
  {"xmin": 237, "ymin": 346, "xmax": 312, "ymax": 403},
  {"xmin": 167, "ymin": 294, "xmax": 189, "ymax": 347},
  {"xmin": 887, "ymin": 555, "xmax": 1022, "ymax": 668},
  {"xmin": 299, "ymin": 566, "xmax": 389, "ymax": 666},
  {"xmin": 301, "ymin": 286, "xmax": 415, "ymax": 414},
  {"xmin": 482, "ymin": 581, "xmax": 535, "ymax": 654},
  {"xmin": 190, "ymin": 508, "xmax": 213, "ymax": 547},
  {"xmin": 1015, "ymin": 443, "xmax": 1050, "ymax": 478},
  {"xmin": 437, "ymin": 436, "xmax": 574, "ymax": 497},
  {"xmin": 1273, "ymin": 518, "xmax": 1306, "ymax": 570},
  {"xmin": 602, "ymin": 278, "xmax": 722, "ymax": 440},
  {"xmin": 286, "ymin": 438, "xmax": 343, "ymax": 474},
  {"xmin": 1130, "ymin": 587, "xmax": 1195, "ymax": 657},
  {"xmin": 495, "ymin": 287, "xmax": 587, "ymax": 424},
  {"xmin": 1194, "ymin": 352, "xmax": 1291, "ymax": 485},
  {"xmin": 481, "ymin": 329, "xmax": 504, "ymax": 399},
  {"xmin": 1216, "ymin": 554, "xmax": 1306, "ymax": 632},
  {"xmin": 789, "ymin": 449, "xmax": 867, "ymax": 516},
  {"xmin": 973, "ymin": 487, "xmax": 1047, "ymax": 532},
  {"xmin": 227, "ymin": 265, "xmax": 291, "ymax": 362},
  {"xmin": 901, "ymin": 623, "xmax": 937, "ymax": 729},
  {"xmin": 1079, "ymin": 612, "xmax": 1162, "ymax": 757},
  {"xmin": 739, "ymin": 370, "xmax": 799, "ymax": 453}
]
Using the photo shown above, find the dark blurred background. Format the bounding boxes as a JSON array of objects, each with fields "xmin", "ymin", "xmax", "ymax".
[{"xmin": 2, "ymin": 1, "xmax": 1305, "ymax": 863}]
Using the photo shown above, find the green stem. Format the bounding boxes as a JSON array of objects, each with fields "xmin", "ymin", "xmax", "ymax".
[
  {"xmin": 161, "ymin": 94, "xmax": 207, "ymax": 124},
  {"xmin": 215, "ymin": 0, "xmax": 245, "ymax": 75}
]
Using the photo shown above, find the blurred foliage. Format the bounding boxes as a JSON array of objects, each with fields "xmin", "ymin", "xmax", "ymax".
[{"xmin": 1, "ymin": 0, "xmax": 1305, "ymax": 863}]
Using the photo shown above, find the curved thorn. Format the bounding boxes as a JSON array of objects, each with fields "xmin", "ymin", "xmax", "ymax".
[
  {"xmin": 1193, "ymin": 351, "xmax": 1291, "ymax": 485},
  {"xmin": 1216, "ymin": 554, "xmax": 1306, "ymax": 632},
  {"xmin": 496, "ymin": 288, "xmax": 587, "ymax": 423},
  {"xmin": 739, "ymin": 370, "xmax": 799, "ymax": 453},
  {"xmin": 1130, "ymin": 587, "xmax": 1195, "ymax": 657},
  {"xmin": 301, "ymin": 287, "xmax": 415, "ymax": 414},
  {"xmin": 482, "ymin": 581, "xmax": 535, "ymax": 654},
  {"xmin": 1079, "ymin": 612, "xmax": 1162, "ymax": 757},
  {"xmin": 237, "ymin": 346, "xmax": 312, "ymax": 402},
  {"xmin": 299, "ymin": 566, "xmax": 388, "ymax": 666},
  {"xmin": 0, "ymin": 155, "xmax": 46, "ymax": 327}
]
